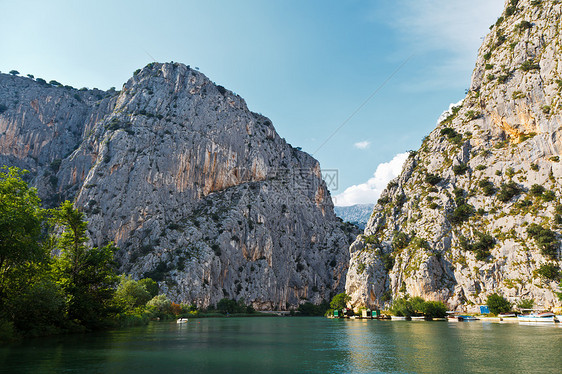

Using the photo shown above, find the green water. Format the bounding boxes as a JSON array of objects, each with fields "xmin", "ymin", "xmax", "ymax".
[{"xmin": 1, "ymin": 318, "xmax": 560, "ymax": 373}]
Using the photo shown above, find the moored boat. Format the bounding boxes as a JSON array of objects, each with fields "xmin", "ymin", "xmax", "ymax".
[
  {"xmin": 390, "ymin": 316, "xmax": 407, "ymax": 321},
  {"xmin": 448, "ymin": 314, "xmax": 479, "ymax": 321},
  {"xmin": 176, "ymin": 318, "xmax": 189, "ymax": 324},
  {"xmin": 517, "ymin": 312, "xmax": 556, "ymax": 323}
]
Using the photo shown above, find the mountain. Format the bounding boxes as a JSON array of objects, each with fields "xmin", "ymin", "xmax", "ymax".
[
  {"xmin": 346, "ymin": 0, "xmax": 562, "ymax": 311},
  {"xmin": 0, "ymin": 62, "xmax": 358, "ymax": 309},
  {"xmin": 334, "ymin": 204, "xmax": 374, "ymax": 229}
]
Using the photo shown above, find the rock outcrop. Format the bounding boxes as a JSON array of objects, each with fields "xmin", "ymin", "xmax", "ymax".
[
  {"xmin": 0, "ymin": 63, "xmax": 357, "ymax": 309},
  {"xmin": 346, "ymin": 0, "xmax": 562, "ymax": 311}
]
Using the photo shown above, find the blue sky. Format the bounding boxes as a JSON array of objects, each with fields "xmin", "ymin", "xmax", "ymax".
[{"xmin": 0, "ymin": 0, "xmax": 505, "ymax": 205}]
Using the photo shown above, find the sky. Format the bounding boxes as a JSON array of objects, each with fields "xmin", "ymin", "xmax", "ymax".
[{"xmin": 0, "ymin": 0, "xmax": 505, "ymax": 205}]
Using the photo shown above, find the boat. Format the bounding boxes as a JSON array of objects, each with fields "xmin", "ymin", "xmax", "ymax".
[
  {"xmin": 176, "ymin": 318, "xmax": 189, "ymax": 324},
  {"xmin": 448, "ymin": 314, "xmax": 479, "ymax": 322},
  {"xmin": 498, "ymin": 313, "xmax": 517, "ymax": 321},
  {"xmin": 517, "ymin": 312, "xmax": 556, "ymax": 323},
  {"xmin": 410, "ymin": 316, "xmax": 426, "ymax": 321},
  {"xmin": 390, "ymin": 316, "xmax": 407, "ymax": 320}
]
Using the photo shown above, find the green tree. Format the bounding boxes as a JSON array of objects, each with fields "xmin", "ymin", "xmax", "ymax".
[
  {"xmin": 409, "ymin": 296, "xmax": 426, "ymax": 316},
  {"xmin": 422, "ymin": 301, "xmax": 447, "ymax": 318},
  {"xmin": 391, "ymin": 297, "xmax": 414, "ymax": 317},
  {"xmin": 486, "ymin": 293, "xmax": 511, "ymax": 315},
  {"xmin": 138, "ymin": 278, "xmax": 159, "ymax": 298},
  {"xmin": 146, "ymin": 294, "xmax": 173, "ymax": 317},
  {"xmin": 114, "ymin": 275, "xmax": 152, "ymax": 311},
  {"xmin": 330, "ymin": 293, "xmax": 351, "ymax": 310},
  {"xmin": 50, "ymin": 201, "xmax": 118, "ymax": 329},
  {"xmin": 0, "ymin": 167, "xmax": 46, "ymax": 302}
]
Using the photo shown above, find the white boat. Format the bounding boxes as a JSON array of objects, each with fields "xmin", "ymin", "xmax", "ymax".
[
  {"xmin": 176, "ymin": 318, "xmax": 189, "ymax": 324},
  {"xmin": 556, "ymin": 315, "xmax": 562, "ymax": 323},
  {"xmin": 517, "ymin": 312, "xmax": 556, "ymax": 323},
  {"xmin": 390, "ymin": 316, "xmax": 407, "ymax": 320},
  {"xmin": 410, "ymin": 316, "xmax": 426, "ymax": 321}
]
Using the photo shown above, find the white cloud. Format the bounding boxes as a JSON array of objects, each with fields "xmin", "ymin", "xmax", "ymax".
[
  {"xmin": 437, "ymin": 99, "xmax": 465, "ymax": 124},
  {"xmin": 354, "ymin": 141, "xmax": 371, "ymax": 150},
  {"xmin": 333, "ymin": 152, "xmax": 409, "ymax": 207}
]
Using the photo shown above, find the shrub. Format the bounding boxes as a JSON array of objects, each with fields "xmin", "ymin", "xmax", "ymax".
[
  {"xmin": 515, "ymin": 20, "xmax": 532, "ymax": 32},
  {"xmin": 453, "ymin": 163, "xmax": 469, "ymax": 175},
  {"xmin": 450, "ymin": 204, "xmax": 474, "ymax": 224},
  {"xmin": 529, "ymin": 184, "xmax": 545, "ymax": 196},
  {"xmin": 497, "ymin": 182, "xmax": 521, "ymax": 202},
  {"xmin": 527, "ymin": 224, "xmax": 559, "ymax": 259},
  {"xmin": 475, "ymin": 165, "xmax": 487, "ymax": 171},
  {"xmin": 460, "ymin": 232, "xmax": 495, "ymax": 260},
  {"xmin": 440, "ymin": 127, "xmax": 463, "ymax": 144},
  {"xmin": 530, "ymin": 163, "xmax": 539, "ymax": 171},
  {"xmin": 378, "ymin": 196, "xmax": 391, "ymax": 205},
  {"xmin": 465, "ymin": 110, "xmax": 480, "ymax": 120},
  {"xmin": 479, "ymin": 179, "xmax": 496, "ymax": 196},
  {"xmin": 486, "ymin": 294, "xmax": 511, "ymax": 315},
  {"xmin": 392, "ymin": 232, "xmax": 410, "ymax": 250},
  {"xmin": 425, "ymin": 173, "xmax": 442, "ymax": 186},
  {"xmin": 520, "ymin": 60, "xmax": 540, "ymax": 72},
  {"xmin": 536, "ymin": 263, "xmax": 561, "ymax": 281},
  {"xmin": 0, "ymin": 104, "xmax": 7, "ymax": 114},
  {"xmin": 542, "ymin": 190, "xmax": 556, "ymax": 202}
]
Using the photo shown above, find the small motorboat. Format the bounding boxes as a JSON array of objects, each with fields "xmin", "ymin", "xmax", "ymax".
[
  {"xmin": 176, "ymin": 318, "xmax": 189, "ymax": 324},
  {"xmin": 410, "ymin": 316, "xmax": 426, "ymax": 321},
  {"xmin": 390, "ymin": 316, "xmax": 407, "ymax": 321}
]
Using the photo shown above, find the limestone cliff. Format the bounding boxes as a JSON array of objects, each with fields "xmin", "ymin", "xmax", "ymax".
[
  {"xmin": 346, "ymin": 0, "xmax": 562, "ymax": 311},
  {"xmin": 0, "ymin": 63, "xmax": 357, "ymax": 309}
]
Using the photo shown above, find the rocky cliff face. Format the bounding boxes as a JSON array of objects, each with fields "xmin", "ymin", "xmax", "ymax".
[
  {"xmin": 0, "ymin": 63, "xmax": 357, "ymax": 309},
  {"xmin": 346, "ymin": 0, "xmax": 562, "ymax": 311}
]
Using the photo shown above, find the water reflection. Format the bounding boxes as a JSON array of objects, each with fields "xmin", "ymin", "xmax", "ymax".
[{"xmin": 1, "ymin": 318, "xmax": 560, "ymax": 373}]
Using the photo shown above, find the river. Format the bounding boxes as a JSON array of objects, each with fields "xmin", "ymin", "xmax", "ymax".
[{"xmin": 1, "ymin": 317, "xmax": 560, "ymax": 373}]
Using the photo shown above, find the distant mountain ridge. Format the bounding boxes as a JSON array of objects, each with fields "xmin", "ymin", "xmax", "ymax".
[{"xmin": 334, "ymin": 204, "xmax": 374, "ymax": 229}]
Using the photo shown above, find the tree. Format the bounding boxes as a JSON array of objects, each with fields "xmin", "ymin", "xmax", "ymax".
[
  {"xmin": 330, "ymin": 293, "xmax": 351, "ymax": 310},
  {"xmin": 114, "ymin": 275, "xmax": 152, "ymax": 311},
  {"xmin": 147, "ymin": 294, "xmax": 172, "ymax": 316},
  {"xmin": 391, "ymin": 297, "xmax": 414, "ymax": 317},
  {"xmin": 138, "ymin": 278, "xmax": 159, "ymax": 298},
  {"xmin": 422, "ymin": 301, "xmax": 447, "ymax": 318},
  {"xmin": 486, "ymin": 293, "xmax": 511, "ymax": 315},
  {"xmin": 0, "ymin": 167, "xmax": 45, "ymax": 300},
  {"xmin": 409, "ymin": 297, "xmax": 426, "ymax": 316},
  {"xmin": 50, "ymin": 201, "xmax": 118, "ymax": 329},
  {"xmin": 9, "ymin": 70, "xmax": 19, "ymax": 76}
]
